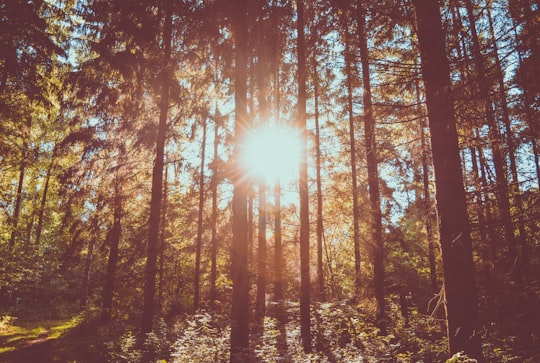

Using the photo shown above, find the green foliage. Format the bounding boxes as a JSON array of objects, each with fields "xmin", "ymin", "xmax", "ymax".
[{"xmin": 171, "ymin": 312, "xmax": 230, "ymax": 363}]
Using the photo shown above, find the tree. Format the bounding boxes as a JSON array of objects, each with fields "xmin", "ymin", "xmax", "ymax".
[
  {"xmin": 101, "ymin": 179, "xmax": 123, "ymax": 323},
  {"xmin": 142, "ymin": 0, "xmax": 173, "ymax": 336},
  {"xmin": 296, "ymin": 0, "xmax": 311, "ymax": 353},
  {"xmin": 341, "ymin": 7, "xmax": 362, "ymax": 298},
  {"xmin": 194, "ymin": 111, "xmax": 208, "ymax": 312},
  {"xmin": 357, "ymin": 0, "xmax": 386, "ymax": 333},
  {"xmin": 412, "ymin": 0, "xmax": 483, "ymax": 359},
  {"xmin": 230, "ymin": 0, "xmax": 251, "ymax": 360}
]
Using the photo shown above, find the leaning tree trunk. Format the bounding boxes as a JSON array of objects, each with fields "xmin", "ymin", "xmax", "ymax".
[
  {"xmin": 412, "ymin": 0, "xmax": 483, "ymax": 359},
  {"xmin": 142, "ymin": 1, "xmax": 172, "ymax": 336}
]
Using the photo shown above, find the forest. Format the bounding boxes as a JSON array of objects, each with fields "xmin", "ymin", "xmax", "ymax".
[{"xmin": 1, "ymin": 0, "xmax": 539, "ymax": 362}]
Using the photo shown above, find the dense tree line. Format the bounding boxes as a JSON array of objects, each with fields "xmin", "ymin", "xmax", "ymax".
[{"xmin": 1, "ymin": 0, "xmax": 539, "ymax": 361}]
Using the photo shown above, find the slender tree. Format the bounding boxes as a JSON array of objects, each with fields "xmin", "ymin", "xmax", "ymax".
[
  {"xmin": 342, "ymin": 10, "xmax": 362, "ymax": 298},
  {"xmin": 210, "ymin": 119, "xmax": 220, "ymax": 309},
  {"xmin": 194, "ymin": 112, "xmax": 208, "ymax": 312},
  {"xmin": 296, "ymin": 0, "xmax": 311, "ymax": 353},
  {"xmin": 357, "ymin": 0, "xmax": 386, "ymax": 333},
  {"xmin": 142, "ymin": 1, "xmax": 172, "ymax": 336},
  {"xmin": 102, "ymin": 179, "xmax": 123, "ymax": 323},
  {"xmin": 230, "ymin": 0, "xmax": 251, "ymax": 360}
]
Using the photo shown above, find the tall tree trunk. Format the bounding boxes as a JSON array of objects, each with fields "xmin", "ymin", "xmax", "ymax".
[
  {"xmin": 421, "ymin": 118, "xmax": 438, "ymax": 294},
  {"xmin": 142, "ymin": 1, "xmax": 172, "ymax": 336},
  {"xmin": 412, "ymin": 0, "xmax": 483, "ymax": 359},
  {"xmin": 357, "ymin": 1, "xmax": 386, "ymax": 333},
  {"xmin": 210, "ymin": 121, "xmax": 219, "ymax": 309},
  {"xmin": 313, "ymin": 60, "xmax": 325, "ymax": 301},
  {"xmin": 416, "ymin": 80, "xmax": 439, "ymax": 294},
  {"xmin": 194, "ymin": 114, "xmax": 207, "ymax": 312},
  {"xmin": 230, "ymin": 0, "xmax": 250, "ymax": 360},
  {"xmin": 511, "ymin": 6, "xmax": 540, "ymax": 183},
  {"xmin": 343, "ymin": 14, "xmax": 362, "ymax": 298},
  {"xmin": 255, "ymin": 26, "xmax": 270, "ymax": 319},
  {"xmin": 486, "ymin": 0, "xmax": 530, "ymax": 276},
  {"xmin": 273, "ymin": 25, "xmax": 284, "ymax": 309},
  {"xmin": 102, "ymin": 182, "xmax": 122, "ymax": 323},
  {"xmin": 296, "ymin": 0, "xmax": 311, "ymax": 353},
  {"xmin": 463, "ymin": 0, "xmax": 522, "ymax": 287},
  {"xmin": 470, "ymin": 137, "xmax": 494, "ymax": 317}
]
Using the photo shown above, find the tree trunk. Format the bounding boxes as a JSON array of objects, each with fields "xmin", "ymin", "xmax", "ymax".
[
  {"xmin": 343, "ymin": 13, "xmax": 362, "ymax": 298},
  {"xmin": 142, "ymin": 1, "xmax": 172, "ymax": 336},
  {"xmin": 35, "ymin": 155, "xmax": 55, "ymax": 246},
  {"xmin": 412, "ymin": 0, "xmax": 483, "ymax": 359},
  {"xmin": 256, "ymin": 182, "xmax": 267, "ymax": 319},
  {"xmin": 210, "ymin": 120, "xmax": 219, "ymax": 309},
  {"xmin": 486, "ymin": 0, "xmax": 530, "ymax": 277},
  {"xmin": 421, "ymin": 117, "xmax": 438, "ymax": 294},
  {"xmin": 158, "ymin": 164, "xmax": 169, "ymax": 314},
  {"xmin": 357, "ymin": 1, "xmax": 386, "ymax": 333},
  {"xmin": 194, "ymin": 114, "xmax": 207, "ymax": 312},
  {"xmin": 101, "ymin": 183, "xmax": 122, "ymax": 323},
  {"xmin": 8, "ymin": 160, "xmax": 26, "ymax": 251},
  {"xmin": 81, "ymin": 216, "xmax": 98, "ymax": 310},
  {"xmin": 463, "ymin": 0, "xmax": 522, "ymax": 288},
  {"xmin": 296, "ymin": 0, "xmax": 311, "ymax": 353},
  {"xmin": 230, "ymin": 0, "xmax": 250, "ymax": 359},
  {"xmin": 313, "ymin": 60, "xmax": 325, "ymax": 301}
]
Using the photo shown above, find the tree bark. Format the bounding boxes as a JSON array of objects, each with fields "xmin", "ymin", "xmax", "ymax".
[{"xmin": 412, "ymin": 0, "xmax": 483, "ymax": 359}]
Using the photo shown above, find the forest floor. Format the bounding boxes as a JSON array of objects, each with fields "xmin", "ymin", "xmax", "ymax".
[
  {"xmin": 0, "ymin": 315, "xmax": 88, "ymax": 362},
  {"xmin": 0, "ymin": 300, "xmax": 539, "ymax": 362}
]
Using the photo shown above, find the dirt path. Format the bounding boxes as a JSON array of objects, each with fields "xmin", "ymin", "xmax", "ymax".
[{"xmin": 0, "ymin": 337, "xmax": 56, "ymax": 363}]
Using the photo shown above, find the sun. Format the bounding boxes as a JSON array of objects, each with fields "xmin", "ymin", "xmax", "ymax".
[{"xmin": 240, "ymin": 124, "xmax": 301, "ymax": 185}]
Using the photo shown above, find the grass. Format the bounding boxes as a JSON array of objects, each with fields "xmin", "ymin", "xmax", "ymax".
[{"xmin": 0, "ymin": 314, "xmax": 81, "ymax": 354}]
